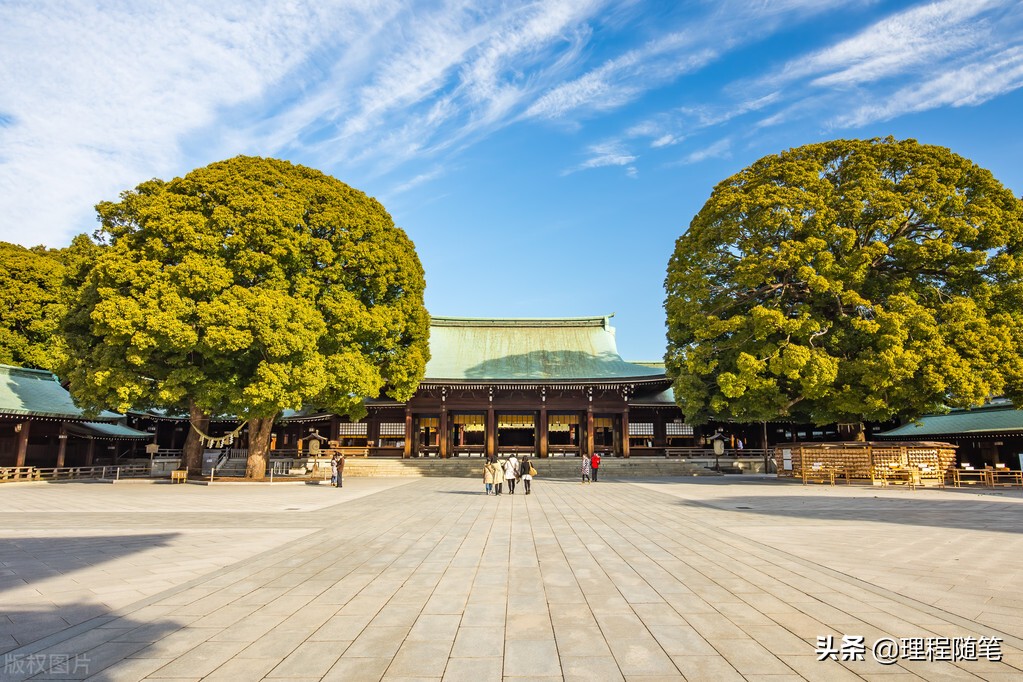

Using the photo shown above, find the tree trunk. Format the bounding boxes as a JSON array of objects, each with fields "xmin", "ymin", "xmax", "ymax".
[
  {"xmin": 245, "ymin": 416, "xmax": 276, "ymax": 479},
  {"xmin": 182, "ymin": 399, "xmax": 209, "ymax": 474}
]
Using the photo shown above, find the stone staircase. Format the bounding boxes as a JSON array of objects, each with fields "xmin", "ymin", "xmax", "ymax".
[{"xmin": 341, "ymin": 457, "xmax": 718, "ymax": 479}]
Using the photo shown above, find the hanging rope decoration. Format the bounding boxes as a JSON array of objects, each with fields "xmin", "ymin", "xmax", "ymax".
[{"xmin": 190, "ymin": 420, "xmax": 248, "ymax": 449}]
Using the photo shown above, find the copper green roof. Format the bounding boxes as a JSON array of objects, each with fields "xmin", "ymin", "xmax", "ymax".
[
  {"xmin": 67, "ymin": 422, "xmax": 153, "ymax": 439},
  {"xmin": 424, "ymin": 315, "xmax": 666, "ymax": 382},
  {"xmin": 629, "ymin": 386, "xmax": 677, "ymax": 406},
  {"xmin": 876, "ymin": 402, "xmax": 1023, "ymax": 438},
  {"xmin": 0, "ymin": 364, "xmax": 120, "ymax": 420}
]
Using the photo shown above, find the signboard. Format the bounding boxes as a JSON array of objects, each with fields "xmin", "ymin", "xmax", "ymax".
[
  {"xmin": 782, "ymin": 448, "xmax": 792, "ymax": 471},
  {"xmin": 201, "ymin": 450, "xmax": 221, "ymax": 476}
]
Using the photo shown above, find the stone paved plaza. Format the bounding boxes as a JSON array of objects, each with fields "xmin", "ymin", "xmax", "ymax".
[{"xmin": 1, "ymin": 476, "xmax": 1022, "ymax": 681}]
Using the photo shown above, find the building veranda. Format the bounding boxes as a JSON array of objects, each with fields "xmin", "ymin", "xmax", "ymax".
[
  {"xmin": 14, "ymin": 313, "xmax": 1019, "ymax": 476},
  {"xmin": 272, "ymin": 315, "xmax": 688, "ymax": 460}
]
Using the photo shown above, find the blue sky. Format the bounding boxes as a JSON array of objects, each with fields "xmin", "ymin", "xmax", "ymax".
[{"xmin": 2, "ymin": 0, "xmax": 1023, "ymax": 361}]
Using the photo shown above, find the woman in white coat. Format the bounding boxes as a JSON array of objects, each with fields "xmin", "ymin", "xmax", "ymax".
[{"xmin": 504, "ymin": 455, "xmax": 520, "ymax": 494}]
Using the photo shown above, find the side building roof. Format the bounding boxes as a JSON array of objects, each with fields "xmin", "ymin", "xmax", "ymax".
[
  {"xmin": 876, "ymin": 401, "xmax": 1023, "ymax": 439},
  {"xmin": 424, "ymin": 315, "xmax": 666, "ymax": 384},
  {"xmin": 0, "ymin": 364, "xmax": 122, "ymax": 421}
]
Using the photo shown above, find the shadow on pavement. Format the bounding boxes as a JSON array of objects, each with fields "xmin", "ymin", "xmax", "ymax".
[
  {"xmin": 0, "ymin": 534, "xmax": 179, "ymax": 593},
  {"xmin": 1, "ymin": 604, "xmax": 183, "ymax": 681},
  {"xmin": 670, "ymin": 492, "xmax": 1023, "ymax": 534}
]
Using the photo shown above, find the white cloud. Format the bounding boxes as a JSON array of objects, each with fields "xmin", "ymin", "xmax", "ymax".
[
  {"xmin": 387, "ymin": 167, "xmax": 447, "ymax": 195},
  {"xmin": 0, "ymin": 0, "xmax": 380, "ymax": 247},
  {"xmin": 834, "ymin": 46, "xmax": 1023, "ymax": 126},
  {"xmin": 775, "ymin": 0, "xmax": 1005, "ymax": 88},
  {"xmin": 524, "ymin": 0, "xmax": 863, "ymax": 123},
  {"xmin": 562, "ymin": 141, "xmax": 637, "ymax": 175},
  {"xmin": 726, "ymin": 0, "xmax": 1023, "ymax": 130},
  {"xmin": 675, "ymin": 137, "xmax": 731, "ymax": 165},
  {"xmin": 651, "ymin": 134, "xmax": 680, "ymax": 148}
]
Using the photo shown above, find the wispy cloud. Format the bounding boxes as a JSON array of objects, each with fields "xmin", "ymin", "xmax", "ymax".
[
  {"xmin": 740, "ymin": 0, "xmax": 1023, "ymax": 129},
  {"xmin": 0, "ymin": 0, "xmax": 380, "ymax": 245},
  {"xmin": 562, "ymin": 141, "xmax": 637, "ymax": 175},
  {"xmin": 3, "ymin": 0, "xmax": 1022, "ymax": 249},
  {"xmin": 834, "ymin": 45, "xmax": 1023, "ymax": 126},
  {"xmin": 387, "ymin": 167, "xmax": 448, "ymax": 195},
  {"xmin": 675, "ymin": 137, "xmax": 731, "ymax": 165},
  {"xmin": 774, "ymin": 0, "xmax": 1003, "ymax": 88},
  {"xmin": 523, "ymin": 0, "xmax": 862, "ymax": 124}
]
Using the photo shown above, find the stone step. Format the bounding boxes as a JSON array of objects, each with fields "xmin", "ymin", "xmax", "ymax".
[{"xmin": 339, "ymin": 458, "xmax": 719, "ymax": 479}]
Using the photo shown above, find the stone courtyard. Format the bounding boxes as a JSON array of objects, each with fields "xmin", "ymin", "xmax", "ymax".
[{"xmin": 1, "ymin": 475, "xmax": 1021, "ymax": 681}]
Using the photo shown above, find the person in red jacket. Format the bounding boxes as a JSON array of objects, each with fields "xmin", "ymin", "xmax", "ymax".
[{"xmin": 591, "ymin": 452, "xmax": 601, "ymax": 482}]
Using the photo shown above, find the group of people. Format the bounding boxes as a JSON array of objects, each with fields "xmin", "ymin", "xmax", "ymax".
[
  {"xmin": 329, "ymin": 454, "xmax": 345, "ymax": 488},
  {"xmin": 483, "ymin": 455, "xmax": 534, "ymax": 495},
  {"xmin": 482, "ymin": 452, "xmax": 607, "ymax": 492}
]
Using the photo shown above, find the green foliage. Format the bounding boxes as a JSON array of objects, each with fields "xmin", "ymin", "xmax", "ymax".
[
  {"xmin": 61, "ymin": 156, "xmax": 430, "ymax": 422},
  {"xmin": 665, "ymin": 137, "xmax": 1023, "ymax": 425},
  {"xmin": 0, "ymin": 236, "xmax": 101, "ymax": 372},
  {"xmin": 0, "ymin": 242, "xmax": 67, "ymax": 371}
]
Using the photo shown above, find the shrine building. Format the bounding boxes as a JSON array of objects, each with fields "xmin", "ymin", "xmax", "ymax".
[{"xmin": 274, "ymin": 315, "xmax": 698, "ymax": 457}]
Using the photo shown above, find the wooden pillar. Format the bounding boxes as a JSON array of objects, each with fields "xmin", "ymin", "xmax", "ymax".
[
  {"xmin": 539, "ymin": 407, "xmax": 548, "ymax": 458},
  {"xmin": 653, "ymin": 411, "xmax": 667, "ymax": 448},
  {"xmin": 367, "ymin": 415, "xmax": 380, "ymax": 454},
  {"xmin": 622, "ymin": 408, "xmax": 630, "ymax": 459},
  {"xmin": 56, "ymin": 423, "xmax": 68, "ymax": 468},
  {"xmin": 440, "ymin": 407, "xmax": 449, "ymax": 458},
  {"xmin": 403, "ymin": 407, "xmax": 413, "ymax": 458},
  {"xmin": 585, "ymin": 407, "xmax": 594, "ymax": 457},
  {"xmin": 85, "ymin": 439, "xmax": 95, "ymax": 466},
  {"xmin": 15, "ymin": 420, "xmax": 30, "ymax": 467},
  {"xmin": 486, "ymin": 406, "xmax": 495, "ymax": 457}
]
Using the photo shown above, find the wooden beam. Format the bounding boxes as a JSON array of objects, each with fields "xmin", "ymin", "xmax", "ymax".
[
  {"xmin": 622, "ymin": 408, "xmax": 630, "ymax": 459},
  {"xmin": 486, "ymin": 406, "xmax": 495, "ymax": 457},
  {"xmin": 56, "ymin": 423, "xmax": 67, "ymax": 468},
  {"xmin": 585, "ymin": 407, "xmax": 594, "ymax": 457},
  {"xmin": 403, "ymin": 408, "xmax": 413, "ymax": 459},
  {"xmin": 15, "ymin": 420, "xmax": 30, "ymax": 467},
  {"xmin": 440, "ymin": 406, "xmax": 449, "ymax": 459},
  {"xmin": 539, "ymin": 407, "xmax": 548, "ymax": 458}
]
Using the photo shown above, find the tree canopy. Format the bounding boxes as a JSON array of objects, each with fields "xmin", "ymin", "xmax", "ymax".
[
  {"xmin": 61, "ymin": 156, "xmax": 430, "ymax": 474},
  {"xmin": 665, "ymin": 137, "xmax": 1023, "ymax": 426},
  {"xmin": 0, "ymin": 236, "xmax": 100, "ymax": 372}
]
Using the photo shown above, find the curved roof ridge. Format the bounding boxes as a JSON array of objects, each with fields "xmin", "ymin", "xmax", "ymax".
[
  {"xmin": 431, "ymin": 314, "xmax": 614, "ymax": 328},
  {"xmin": 425, "ymin": 314, "xmax": 669, "ymax": 381}
]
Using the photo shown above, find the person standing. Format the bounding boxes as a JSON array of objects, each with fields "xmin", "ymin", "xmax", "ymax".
[
  {"xmin": 590, "ymin": 452, "xmax": 601, "ymax": 483},
  {"xmin": 581, "ymin": 454, "xmax": 592, "ymax": 484},
  {"xmin": 520, "ymin": 456, "xmax": 533, "ymax": 494},
  {"xmin": 483, "ymin": 457, "xmax": 496, "ymax": 495},
  {"xmin": 336, "ymin": 452, "xmax": 345, "ymax": 489},
  {"xmin": 505, "ymin": 455, "xmax": 519, "ymax": 494},
  {"xmin": 493, "ymin": 457, "xmax": 504, "ymax": 495},
  {"xmin": 329, "ymin": 456, "xmax": 338, "ymax": 487}
]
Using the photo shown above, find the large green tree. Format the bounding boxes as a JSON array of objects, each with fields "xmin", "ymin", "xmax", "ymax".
[
  {"xmin": 0, "ymin": 236, "xmax": 101, "ymax": 372},
  {"xmin": 665, "ymin": 137, "xmax": 1023, "ymax": 429},
  {"xmin": 62, "ymin": 156, "xmax": 430, "ymax": 476}
]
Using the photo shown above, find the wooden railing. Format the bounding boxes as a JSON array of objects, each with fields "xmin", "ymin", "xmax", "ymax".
[
  {"xmin": 0, "ymin": 464, "xmax": 152, "ymax": 483},
  {"xmin": 664, "ymin": 447, "xmax": 769, "ymax": 458}
]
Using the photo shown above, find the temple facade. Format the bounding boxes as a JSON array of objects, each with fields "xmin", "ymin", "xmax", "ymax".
[
  {"xmin": 274, "ymin": 315, "xmax": 700, "ymax": 458},
  {"xmin": 0, "ymin": 364, "xmax": 151, "ymax": 468}
]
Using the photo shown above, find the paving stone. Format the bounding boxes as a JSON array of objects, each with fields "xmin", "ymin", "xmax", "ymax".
[
  {"xmin": 503, "ymin": 638, "xmax": 561, "ymax": 677},
  {"xmin": 1, "ymin": 476, "xmax": 1022, "ymax": 681},
  {"xmin": 441, "ymin": 656, "xmax": 503, "ymax": 681},
  {"xmin": 450, "ymin": 625, "xmax": 505, "ymax": 658}
]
